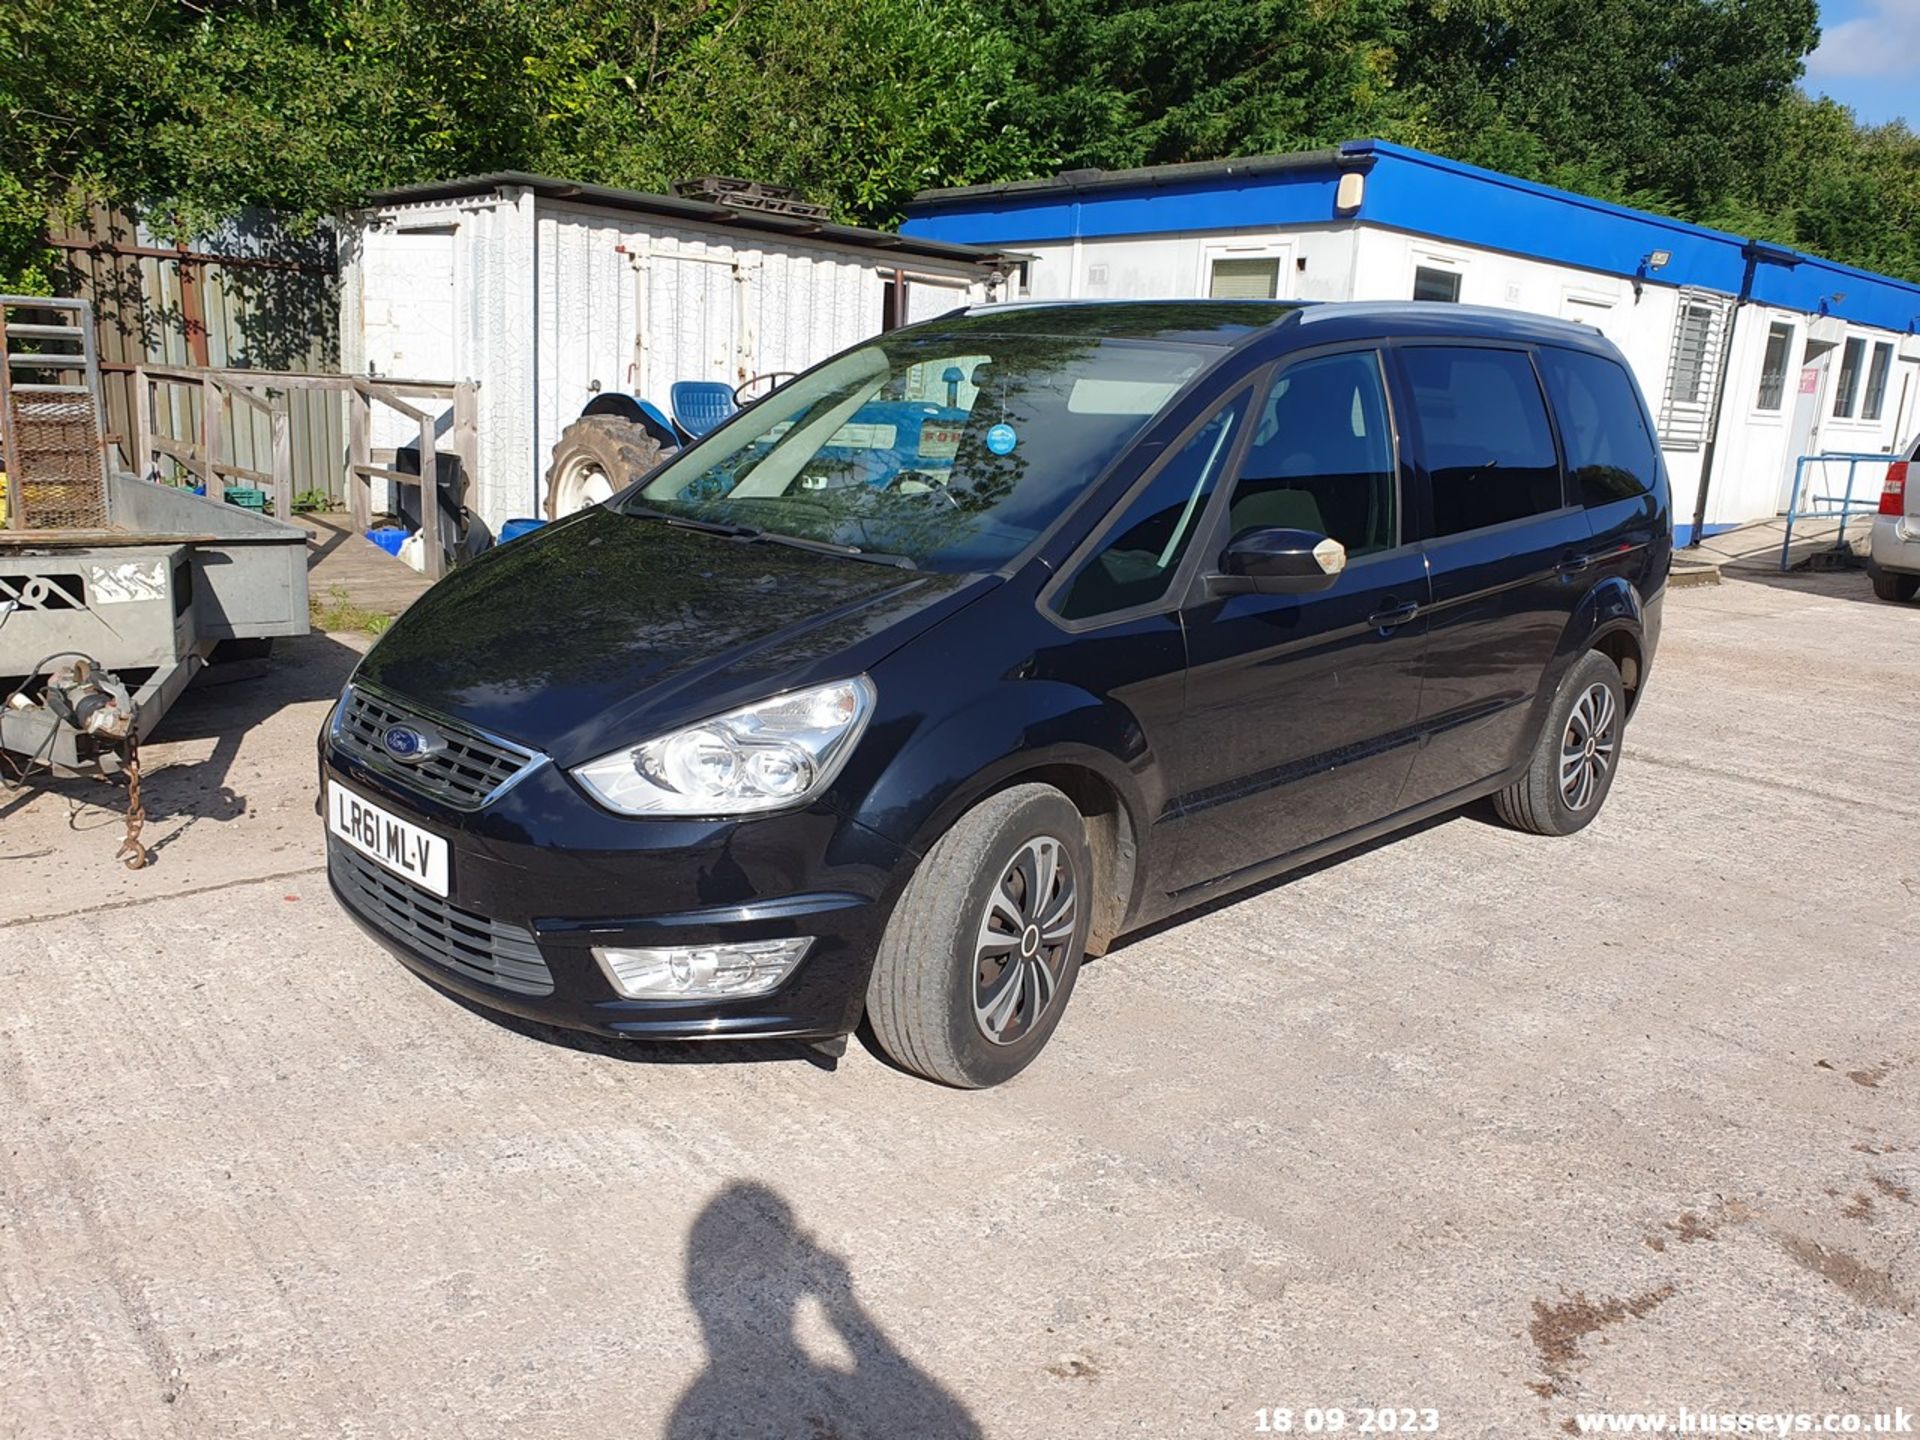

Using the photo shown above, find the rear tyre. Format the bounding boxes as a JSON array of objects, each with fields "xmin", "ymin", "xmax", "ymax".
[
  {"xmin": 1870, "ymin": 571, "xmax": 1920, "ymax": 603},
  {"xmin": 543, "ymin": 415, "xmax": 668, "ymax": 520},
  {"xmin": 1493, "ymin": 650, "xmax": 1626, "ymax": 837},
  {"xmin": 866, "ymin": 784, "xmax": 1092, "ymax": 1088}
]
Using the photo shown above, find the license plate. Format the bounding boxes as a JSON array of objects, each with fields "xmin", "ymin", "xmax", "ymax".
[
  {"xmin": 917, "ymin": 423, "xmax": 962, "ymax": 461},
  {"xmin": 327, "ymin": 780, "xmax": 449, "ymax": 898}
]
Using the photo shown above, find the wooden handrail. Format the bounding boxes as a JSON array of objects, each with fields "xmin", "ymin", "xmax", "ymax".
[
  {"xmin": 357, "ymin": 381, "xmax": 434, "ymax": 425},
  {"xmin": 130, "ymin": 361, "xmax": 476, "ymax": 580},
  {"xmin": 139, "ymin": 365, "xmax": 464, "ymax": 396}
]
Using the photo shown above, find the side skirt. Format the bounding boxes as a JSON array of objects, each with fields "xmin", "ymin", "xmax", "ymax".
[{"xmin": 1135, "ymin": 764, "xmax": 1527, "ymax": 924}]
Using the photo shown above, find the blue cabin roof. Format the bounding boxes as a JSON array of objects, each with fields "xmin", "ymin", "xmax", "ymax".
[{"xmin": 902, "ymin": 140, "xmax": 1920, "ymax": 337}]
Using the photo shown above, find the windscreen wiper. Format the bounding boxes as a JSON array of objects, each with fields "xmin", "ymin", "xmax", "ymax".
[
  {"xmin": 748, "ymin": 531, "xmax": 917, "ymax": 569},
  {"xmin": 622, "ymin": 504, "xmax": 757, "ymax": 539},
  {"xmin": 622, "ymin": 504, "xmax": 913, "ymax": 568}
]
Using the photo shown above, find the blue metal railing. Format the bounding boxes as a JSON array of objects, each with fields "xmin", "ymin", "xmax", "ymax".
[{"xmin": 1778, "ymin": 451, "xmax": 1897, "ymax": 571}]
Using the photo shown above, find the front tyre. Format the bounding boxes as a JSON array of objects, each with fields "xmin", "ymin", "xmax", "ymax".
[
  {"xmin": 1494, "ymin": 650, "xmax": 1627, "ymax": 837},
  {"xmin": 866, "ymin": 784, "xmax": 1091, "ymax": 1088}
]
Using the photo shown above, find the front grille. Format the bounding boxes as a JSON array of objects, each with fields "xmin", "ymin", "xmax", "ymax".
[
  {"xmin": 333, "ymin": 685, "xmax": 537, "ymax": 810},
  {"xmin": 330, "ymin": 841, "xmax": 554, "ymax": 996}
]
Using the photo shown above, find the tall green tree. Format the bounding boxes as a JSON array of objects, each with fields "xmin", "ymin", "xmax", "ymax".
[
  {"xmin": 4, "ymin": 0, "xmax": 1918, "ymax": 292},
  {"xmin": 1397, "ymin": 0, "xmax": 1822, "ymax": 221},
  {"xmin": 972, "ymin": 0, "xmax": 1409, "ymax": 171},
  {"xmin": 0, "ymin": 0, "xmax": 1036, "ymax": 290}
]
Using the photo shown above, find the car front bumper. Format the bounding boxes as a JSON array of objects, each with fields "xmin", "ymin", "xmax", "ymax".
[{"xmin": 320, "ymin": 738, "xmax": 914, "ymax": 1044}]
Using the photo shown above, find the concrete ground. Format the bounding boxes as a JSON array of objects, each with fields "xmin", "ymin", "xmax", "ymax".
[{"xmin": 2, "ymin": 568, "xmax": 1916, "ymax": 1439}]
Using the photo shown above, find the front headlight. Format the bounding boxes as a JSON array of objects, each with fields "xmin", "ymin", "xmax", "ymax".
[{"xmin": 570, "ymin": 677, "xmax": 876, "ymax": 816}]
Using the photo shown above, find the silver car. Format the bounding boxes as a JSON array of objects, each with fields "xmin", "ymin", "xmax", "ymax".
[{"xmin": 1869, "ymin": 435, "xmax": 1920, "ymax": 603}]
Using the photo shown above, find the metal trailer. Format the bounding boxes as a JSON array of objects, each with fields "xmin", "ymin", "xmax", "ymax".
[{"xmin": 1, "ymin": 296, "xmax": 309, "ymax": 780}]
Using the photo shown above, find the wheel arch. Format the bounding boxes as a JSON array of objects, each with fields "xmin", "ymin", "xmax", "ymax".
[
  {"xmin": 1588, "ymin": 624, "xmax": 1645, "ymax": 714},
  {"xmin": 874, "ymin": 727, "xmax": 1155, "ymax": 959},
  {"xmin": 1544, "ymin": 576, "xmax": 1648, "ymax": 707},
  {"xmin": 988, "ymin": 761, "xmax": 1140, "ymax": 957}
]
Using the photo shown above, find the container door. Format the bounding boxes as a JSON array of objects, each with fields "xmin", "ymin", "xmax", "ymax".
[
  {"xmin": 1779, "ymin": 342, "xmax": 1834, "ymax": 513},
  {"xmin": 359, "ymin": 225, "xmax": 457, "ymax": 511},
  {"xmin": 641, "ymin": 250, "xmax": 739, "ymax": 396},
  {"xmin": 362, "ymin": 227, "xmax": 456, "ymax": 385}
]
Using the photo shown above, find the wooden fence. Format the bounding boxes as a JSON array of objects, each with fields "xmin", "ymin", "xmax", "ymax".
[{"xmin": 52, "ymin": 202, "xmax": 345, "ymax": 503}]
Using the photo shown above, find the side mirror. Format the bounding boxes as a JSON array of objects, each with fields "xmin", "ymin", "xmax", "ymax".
[{"xmin": 1208, "ymin": 527, "xmax": 1347, "ymax": 595}]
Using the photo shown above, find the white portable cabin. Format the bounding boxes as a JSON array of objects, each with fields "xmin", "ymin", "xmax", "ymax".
[
  {"xmin": 340, "ymin": 174, "xmax": 1009, "ymax": 535},
  {"xmin": 904, "ymin": 142, "xmax": 1920, "ymax": 543}
]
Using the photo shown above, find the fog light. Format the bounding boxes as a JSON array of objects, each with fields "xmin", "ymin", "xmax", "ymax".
[{"xmin": 593, "ymin": 937, "xmax": 813, "ymax": 1000}]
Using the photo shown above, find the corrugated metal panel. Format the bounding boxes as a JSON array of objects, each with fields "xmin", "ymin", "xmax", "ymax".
[
  {"xmin": 355, "ymin": 191, "xmax": 994, "ymax": 533},
  {"xmin": 905, "ymin": 272, "xmax": 973, "ymax": 323},
  {"xmin": 476, "ymin": 190, "xmax": 539, "ymax": 527},
  {"xmin": 528, "ymin": 201, "xmax": 990, "ymax": 505}
]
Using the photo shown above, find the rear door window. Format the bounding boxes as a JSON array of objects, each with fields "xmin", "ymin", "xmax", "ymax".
[
  {"xmin": 1534, "ymin": 347, "xmax": 1659, "ymax": 507},
  {"xmin": 1400, "ymin": 346, "xmax": 1564, "ymax": 536}
]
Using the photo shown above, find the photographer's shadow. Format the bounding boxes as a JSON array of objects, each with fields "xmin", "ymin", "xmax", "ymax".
[{"xmin": 669, "ymin": 1182, "xmax": 983, "ymax": 1440}]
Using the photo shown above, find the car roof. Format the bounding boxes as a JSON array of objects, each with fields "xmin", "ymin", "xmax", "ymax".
[
  {"xmin": 1287, "ymin": 301, "xmax": 1623, "ymax": 353},
  {"xmin": 932, "ymin": 298, "xmax": 1626, "ymax": 360},
  {"xmin": 931, "ymin": 299, "xmax": 1303, "ymax": 346}
]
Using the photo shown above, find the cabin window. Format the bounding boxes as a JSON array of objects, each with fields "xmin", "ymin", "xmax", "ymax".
[
  {"xmin": 1412, "ymin": 266, "xmax": 1462, "ymax": 303},
  {"xmin": 1208, "ymin": 258, "xmax": 1280, "ymax": 301},
  {"xmin": 1755, "ymin": 323, "xmax": 1794, "ymax": 412}
]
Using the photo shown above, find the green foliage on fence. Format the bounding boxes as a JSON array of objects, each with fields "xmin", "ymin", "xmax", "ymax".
[{"xmin": 3, "ymin": 0, "xmax": 1917, "ymax": 290}]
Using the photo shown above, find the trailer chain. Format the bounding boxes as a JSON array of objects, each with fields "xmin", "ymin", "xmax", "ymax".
[{"xmin": 116, "ymin": 730, "xmax": 149, "ymax": 870}]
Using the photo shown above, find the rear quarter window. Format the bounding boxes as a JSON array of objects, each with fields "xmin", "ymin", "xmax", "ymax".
[{"xmin": 1535, "ymin": 347, "xmax": 1660, "ymax": 507}]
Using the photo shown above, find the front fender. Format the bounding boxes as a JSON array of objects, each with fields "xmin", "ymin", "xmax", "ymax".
[
  {"xmin": 581, "ymin": 392, "xmax": 680, "ymax": 450},
  {"xmin": 850, "ymin": 677, "xmax": 1160, "ymax": 863}
]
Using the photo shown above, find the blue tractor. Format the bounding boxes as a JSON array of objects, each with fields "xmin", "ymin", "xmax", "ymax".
[{"xmin": 542, "ymin": 377, "xmax": 784, "ymax": 519}]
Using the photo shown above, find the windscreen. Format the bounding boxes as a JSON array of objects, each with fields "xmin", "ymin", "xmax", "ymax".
[{"xmin": 622, "ymin": 332, "xmax": 1214, "ymax": 571}]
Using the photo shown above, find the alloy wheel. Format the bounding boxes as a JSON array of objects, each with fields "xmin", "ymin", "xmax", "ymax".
[
  {"xmin": 972, "ymin": 835, "xmax": 1078, "ymax": 1046},
  {"xmin": 1559, "ymin": 682, "xmax": 1619, "ymax": 811}
]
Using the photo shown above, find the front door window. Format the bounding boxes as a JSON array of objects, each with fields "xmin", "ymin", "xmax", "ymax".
[{"xmin": 1228, "ymin": 351, "xmax": 1398, "ymax": 555}]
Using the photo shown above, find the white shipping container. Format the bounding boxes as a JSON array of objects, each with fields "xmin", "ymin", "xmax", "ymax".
[{"xmin": 342, "ymin": 176, "xmax": 1008, "ymax": 536}]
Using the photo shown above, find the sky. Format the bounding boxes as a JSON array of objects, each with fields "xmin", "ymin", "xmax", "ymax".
[{"xmin": 1804, "ymin": 0, "xmax": 1920, "ymax": 127}]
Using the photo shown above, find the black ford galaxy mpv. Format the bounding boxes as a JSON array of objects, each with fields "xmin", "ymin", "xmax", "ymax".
[{"xmin": 322, "ymin": 301, "xmax": 1668, "ymax": 1087}]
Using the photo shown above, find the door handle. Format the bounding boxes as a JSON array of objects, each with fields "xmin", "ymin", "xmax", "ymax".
[
  {"xmin": 1556, "ymin": 552, "xmax": 1593, "ymax": 576},
  {"xmin": 1367, "ymin": 600, "xmax": 1420, "ymax": 630}
]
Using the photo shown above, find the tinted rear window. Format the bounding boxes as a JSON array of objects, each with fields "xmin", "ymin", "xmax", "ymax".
[
  {"xmin": 1402, "ymin": 346, "xmax": 1564, "ymax": 536},
  {"xmin": 1535, "ymin": 347, "xmax": 1659, "ymax": 507}
]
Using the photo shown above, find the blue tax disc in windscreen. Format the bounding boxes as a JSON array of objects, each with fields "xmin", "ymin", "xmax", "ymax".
[{"xmin": 985, "ymin": 423, "xmax": 1018, "ymax": 455}]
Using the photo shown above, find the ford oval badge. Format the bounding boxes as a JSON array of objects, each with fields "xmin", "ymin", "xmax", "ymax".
[{"xmin": 382, "ymin": 724, "xmax": 438, "ymax": 764}]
